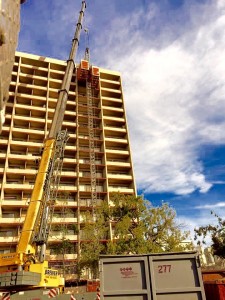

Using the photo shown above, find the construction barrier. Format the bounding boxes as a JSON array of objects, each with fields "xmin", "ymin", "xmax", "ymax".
[{"xmin": 204, "ymin": 281, "xmax": 225, "ymax": 300}]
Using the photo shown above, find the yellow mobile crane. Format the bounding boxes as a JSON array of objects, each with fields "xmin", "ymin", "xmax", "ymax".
[{"xmin": 0, "ymin": 0, "xmax": 86, "ymax": 294}]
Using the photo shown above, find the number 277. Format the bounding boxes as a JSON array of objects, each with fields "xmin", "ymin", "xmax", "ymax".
[{"xmin": 158, "ymin": 265, "xmax": 171, "ymax": 273}]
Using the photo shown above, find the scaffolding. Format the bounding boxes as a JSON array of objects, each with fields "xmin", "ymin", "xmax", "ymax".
[
  {"xmin": 82, "ymin": 47, "xmax": 98, "ymax": 210},
  {"xmin": 86, "ymin": 78, "xmax": 97, "ymax": 209}
]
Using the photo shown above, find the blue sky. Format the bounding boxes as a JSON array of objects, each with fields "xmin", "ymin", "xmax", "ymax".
[{"xmin": 18, "ymin": 0, "xmax": 225, "ymax": 240}]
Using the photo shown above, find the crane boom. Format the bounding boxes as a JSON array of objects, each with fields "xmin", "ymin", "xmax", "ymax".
[{"xmin": 49, "ymin": 1, "xmax": 86, "ymax": 138}]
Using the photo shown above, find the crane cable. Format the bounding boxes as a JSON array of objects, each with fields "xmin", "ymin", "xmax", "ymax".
[{"xmin": 83, "ymin": 12, "xmax": 90, "ymax": 61}]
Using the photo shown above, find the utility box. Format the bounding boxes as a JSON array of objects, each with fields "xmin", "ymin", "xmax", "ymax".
[{"xmin": 100, "ymin": 252, "xmax": 206, "ymax": 300}]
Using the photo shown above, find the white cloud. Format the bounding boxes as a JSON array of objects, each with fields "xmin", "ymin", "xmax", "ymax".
[
  {"xmin": 92, "ymin": 0, "xmax": 225, "ymax": 195},
  {"xmin": 195, "ymin": 202, "xmax": 225, "ymax": 209},
  {"xmin": 18, "ymin": 0, "xmax": 225, "ymax": 196}
]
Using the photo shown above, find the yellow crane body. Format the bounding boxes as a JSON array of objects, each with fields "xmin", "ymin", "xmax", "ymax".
[
  {"xmin": 0, "ymin": 1, "xmax": 87, "ymax": 293},
  {"xmin": 17, "ymin": 138, "xmax": 55, "ymax": 255}
]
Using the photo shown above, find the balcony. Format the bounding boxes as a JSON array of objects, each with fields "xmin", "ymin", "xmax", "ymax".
[
  {"xmin": 79, "ymin": 199, "xmax": 104, "ymax": 207},
  {"xmin": 58, "ymin": 185, "xmax": 77, "ymax": 192},
  {"xmin": 48, "ymin": 253, "xmax": 77, "ymax": 261},
  {"xmin": 107, "ymin": 161, "xmax": 131, "ymax": 168},
  {"xmin": 79, "ymin": 159, "xmax": 102, "ymax": 165},
  {"xmin": 105, "ymin": 137, "xmax": 128, "ymax": 144},
  {"xmin": 100, "ymin": 78, "xmax": 121, "ymax": 90},
  {"xmin": 13, "ymin": 113, "xmax": 45, "ymax": 124},
  {"xmin": 108, "ymin": 187, "xmax": 134, "ymax": 193},
  {"xmin": 101, "ymin": 87, "xmax": 122, "ymax": 97},
  {"xmin": 106, "ymin": 149, "xmax": 129, "ymax": 155},
  {"xmin": 103, "ymin": 116, "xmax": 125, "ymax": 123},
  {"xmin": 61, "ymin": 171, "xmax": 77, "ymax": 178},
  {"xmin": 52, "ymin": 217, "xmax": 78, "ymax": 224},
  {"xmin": 55, "ymin": 201, "xmax": 78, "ymax": 208},
  {"xmin": 1, "ymin": 200, "xmax": 28, "ymax": 208},
  {"xmin": 103, "ymin": 106, "xmax": 124, "ymax": 115},
  {"xmin": 0, "ymin": 217, "xmax": 25, "ymax": 225},
  {"xmin": 10, "ymin": 140, "xmax": 42, "ymax": 147},
  {"xmin": 15, "ymin": 91, "xmax": 47, "ymax": 103},
  {"xmin": 0, "ymin": 236, "xmax": 19, "ymax": 243},
  {"xmin": 79, "ymin": 185, "xmax": 104, "ymax": 192},
  {"xmin": 4, "ymin": 183, "xmax": 34, "ymax": 191},
  {"xmin": 6, "ymin": 168, "xmax": 37, "ymax": 175},
  {"xmin": 49, "ymin": 234, "xmax": 78, "ymax": 242},
  {"xmin": 104, "ymin": 125, "xmax": 126, "ymax": 132},
  {"xmin": 63, "ymin": 158, "xmax": 77, "ymax": 164},
  {"xmin": 15, "ymin": 102, "xmax": 46, "ymax": 114},
  {"xmin": 108, "ymin": 174, "xmax": 132, "ymax": 180}
]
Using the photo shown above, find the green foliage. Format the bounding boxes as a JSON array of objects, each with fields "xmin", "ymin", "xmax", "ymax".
[
  {"xmin": 108, "ymin": 194, "xmax": 147, "ymax": 254},
  {"xmin": 50, "ymin": 198, "xmax": 77, "ymax": 276},
  {"xmin": 79, "ymin": 210, "xmax": 109, "ymax": 278},
  {"xmin": 80, "ymin": 193, "xmax": 192, "ymax": 277},
  {"xmin": 143, "ymin": 202, "xmax": 192, "ymax": 253},
  {"xmin": 194, "ymin": 211, "xmax": 225, "ymax": 258}
]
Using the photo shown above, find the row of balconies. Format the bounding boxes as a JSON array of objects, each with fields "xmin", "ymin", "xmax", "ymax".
[
  {"xmin": 1, "ymin": 187, "xmax": 134, "ymax": 198},
  {"xmin": 18, "ymin": 60, "xmax": 66, "ymax": 75},
  {"xmin": 0, "ymin": 230, "xmax": 112, "ymax": 244},
  {"xmin": 18, "ymin": 73, "xmax": 67, "ymax": 90},
  {"xmin": 0, "ymin": 213, "xmax": 114, "ymax": 224},
  {"xmin": 10, "ymin": 81, "xmax": 122, "ymax": 102},
  {"xmin": 15, "ymin": 57, "xmax": 121, "ymax": 92},
  {"xmin": 0, "ymin": 146, "xmax": 129, "ymax": 157},
  {"xmin": 0, "ymin": 234, "xmax": 78, "ymax": 244},
  {"xmin": 0, "ymin": 198, "xmax": 105, "ymax": 208},
  {"xmin": 3, "ymin": 158, "xmax": 133, "ymax": 173},
  {"xmin": 3, "ymin": 118, "xmax": 126, "ymax": 133},
  {"xmin": 0, "ymin": 161, "xmax": 132, "ymax": 173},
  {"xmin": 18, "ymin": 65, "xmax": 50, "ymax": 80},
  {"xmin": 2, "ymin": 180, "xmax": 133, "ymax": 190},
  {"xmin": 10, "ymin": 82, "xmax": 76, "ymax": 100},
  {"xmin": 17, "ymin": 60, "xmax": 122, "ymax": 88},
  {"xmin": 14, "ymin": 94, "xmax": 76, "ymax": 111},
  {"xmin": 5, "ymin": 106, "xmax": 126, "ymax": 130},
  {"xmin": 0, "ymin": 135, "xmax": 128, "ymax": 149},
  {"xmin": 0, "ymin": 220, "xmax": 117, "ymax": 234}
]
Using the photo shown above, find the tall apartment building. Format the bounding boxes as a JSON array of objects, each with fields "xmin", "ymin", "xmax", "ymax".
[{"xmin": 0, "ymin": 51, "xmax": 136, "ymax": 282}]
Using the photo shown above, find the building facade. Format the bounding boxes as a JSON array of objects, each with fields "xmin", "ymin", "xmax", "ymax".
[
  {"xmin": 0, "ymin": 0, "xmax": 26, "ymax": 132},
  {"xmin": 0, "ymin": 51, "xmax": 136, "ymax": 281}
]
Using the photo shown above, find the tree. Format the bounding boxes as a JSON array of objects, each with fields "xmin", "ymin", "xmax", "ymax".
[
  {"xmin": 105, "ymin": 193, "xmax": 146, "ymax": 254},
  {"xmin": 108, "ymin": 194, "xmax": 192, "ymax": 254},
  {"xmin": 79, "ymin": 210, "xmax": 109, "ymax": 279},
  {"xmin": 79, "ymin": 193, "xmax": 192, "ymax": 277},
  {"xmin": 50, "ymin": 198, "xmax": 78, "ymax": 278},
  {"xmin": 194, "ymin": 211, "xmax": 225, "ymax": 259},
  {"xmin": 143, "ymin": 202, "xmax": 192, "ymax": 253}
]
